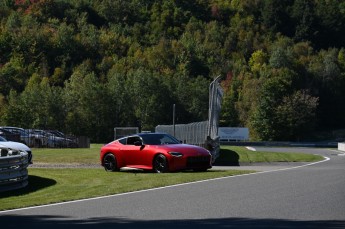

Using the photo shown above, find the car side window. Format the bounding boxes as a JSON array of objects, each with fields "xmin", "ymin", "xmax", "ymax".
[
  {"xmin": 160, "ymin": 135, "xmax": 178, "ymax": 144},
  {"xmin": 118, "ymin": 138, "xmax": 126, "ymax": 144},
  {"xmin": 126, "ymin": 136, "xmax": 141, "ymax": 145}
]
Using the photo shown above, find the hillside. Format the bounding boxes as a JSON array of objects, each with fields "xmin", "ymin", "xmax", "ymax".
[{"xmin": 0, "ymin": 0, "xmax": 344, "ymax": 142}]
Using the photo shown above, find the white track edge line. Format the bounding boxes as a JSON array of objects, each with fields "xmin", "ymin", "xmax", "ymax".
[
  {"xmin": 329, "ymin": 149, "xmax": 345, "ymax": 156},
  {"xmin": 0, "ymin": 156, "xmax": 330, "ymax": 214}
]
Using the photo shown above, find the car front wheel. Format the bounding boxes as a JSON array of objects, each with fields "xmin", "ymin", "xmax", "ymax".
[
  {"xmin": 103, "ymin": 154, "xmax": 118, "ymax": 172},
  {"xmin": 153, "ymin": 154, "xmax": 168, "ymax": 173}
]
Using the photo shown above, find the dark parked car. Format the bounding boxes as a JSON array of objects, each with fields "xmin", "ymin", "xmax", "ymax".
[
  {"xmin": 0, "ymin": 126, "xmax": 31, "ymax": 146},
  {"xmin": 100, "ymin": 133, "xmax": 212, "ymax": 173},
  {"xmin": 0, "ymin": 128, "xmax": 21, "ymax": 142},
  {"xmin": 45, "ymin": 130, "xmax": 78, "ymax": 148}
]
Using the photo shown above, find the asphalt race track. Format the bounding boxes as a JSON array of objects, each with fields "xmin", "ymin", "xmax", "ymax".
[{"xmin": 1, "ymin": 147, "xmax": 344, "ymax": 229}]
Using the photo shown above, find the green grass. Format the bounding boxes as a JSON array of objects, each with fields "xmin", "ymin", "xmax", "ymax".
[
  {"xmin": 0, "ymin": 168, "xmax": 254, "ymax": 211},
  {"xmin": 32, "ymin": 145, "xmax": 324, "ymax": 165},
  {"xmin": 215, "ymin": 146, "xmax": 324, "ymax": 165},
  {"xmin": 32, "ymin": 144, "xmax": 102, "ymax": 164}
]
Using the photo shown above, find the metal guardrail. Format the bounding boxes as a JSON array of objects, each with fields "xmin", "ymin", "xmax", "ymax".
[{"xmin": 0, "ymin": 147, "xmax": 29, "ymax": 192}]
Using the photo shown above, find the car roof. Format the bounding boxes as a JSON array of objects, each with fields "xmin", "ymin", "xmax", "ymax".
[
  {"xmin": 134, "ymin": 133, "xmax": 167, "ymax": 137},
  {"xmin": 0, "ymin": 126, "xmax": 25, "ymax": 131},
  {"xmin": 0, "ymin": 128, "xmax": 12, "ymax": 133},
  {"xmin": 117, "ymin": 132, "xmax": 168, "ymax": 140}
]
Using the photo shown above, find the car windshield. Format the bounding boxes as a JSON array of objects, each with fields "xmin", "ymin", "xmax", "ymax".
[
  {"xmin": 141, "ymin": 134, "xmax": 180, "ymax": 145},
  {"xmin": 0, "ymin": 136, "xmax": 7, "ymax": 142}
]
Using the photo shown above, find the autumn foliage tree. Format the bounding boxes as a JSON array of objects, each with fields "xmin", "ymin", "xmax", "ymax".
[{"xmin": 0, "ymin": 0, "xmax": 344, "ymax": 142}]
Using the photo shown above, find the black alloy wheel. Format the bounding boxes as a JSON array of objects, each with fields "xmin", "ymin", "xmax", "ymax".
[
  {"xmin": 153, "ymin": 154, "xmax": 168, "ymax": 173},
  {"xmin": 103, "ymin": 154, "xmax": 117, "ymax": 172}
]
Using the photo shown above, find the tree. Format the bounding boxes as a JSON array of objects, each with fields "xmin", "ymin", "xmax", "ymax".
[
  {"xmin": 126, "ymin": 69, "xmax": 173, "ymax": 130},
  {"xmin": 315, "ymin": 0, "xmax": 345, "ymax": 48},
  {"xmin": 1, "ymin": 90, "xmax": 27, "ymax": 127},
  {"xmin": 291, "ymin": 0, "xmax": 316, "ymax": 42},
  {"xmin": 235, "ymin": 74, "xmax": 262, "ymax": 129},
  {"xmin": 261, "ymin": 0, "xmax": 293, "ymax": 35},
  {"xmin": 0, "ymin": 55, "xmax": 28, "ymax": 95},
  {"xmin": 0, "ymin": 93, "xmax": 8, "ymax": 125},
  {"xmin": 308, "ymin": 49, "xmax": 345, "ymax": 129},
  {"xmin": 150, "ymin": 0, "xmax": 186, "ymax": 41},
  {"xmin": 2, "ymin": 74, "xmax": 65, "ymax": 129},
  {"xmin": 106, "ymin": 70, "xmax": 130, "ymax": 130},
  {"xmin": 250, "ymin": 69, "xmax": 295, "ymax": 140},
  {"xmin": 64, "ymin": 62, "xmax": 107, "ymax": 141},
  {"xmin": 268, "ymin": 37, "xmax": 294, "ymax": 69},
  {"xmin": 219, "ymin": 72, "xmax": 240, "ymax": 127},
  {"xmin": 275, "ymin": 90, "xmax": 318, "ymax": 140},
  {"xmin": 249, "ymin": 49, "xmax": 268, "ymax": 75}
]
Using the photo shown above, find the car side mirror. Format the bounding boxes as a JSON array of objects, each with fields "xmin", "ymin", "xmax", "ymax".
[{"xmin": 134, "ymin": 141, "xmax": 143, "ymax": 146}]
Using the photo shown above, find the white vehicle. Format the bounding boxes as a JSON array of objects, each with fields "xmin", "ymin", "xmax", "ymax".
[{"xmin": 0, "ymin": 136, "xmax": 33, "ymax": 164}]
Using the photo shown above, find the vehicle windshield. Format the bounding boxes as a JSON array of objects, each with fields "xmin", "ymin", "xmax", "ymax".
[
  {"xmin": 0, "ymin": 136, "xmax": 7, "ymax": 142},
  {"xmin": 141, "ymin": 134, "xmax": 180, "ymax": 145}
]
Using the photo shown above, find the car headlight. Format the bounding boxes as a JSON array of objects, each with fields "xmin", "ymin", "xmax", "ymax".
[
  {"xmin": 8, "ymin": 149, "xmax": 20, "ymax": 156},
  {"xmin": 168, "ymin": 152, "xmax": 183, "ymax": 157}
]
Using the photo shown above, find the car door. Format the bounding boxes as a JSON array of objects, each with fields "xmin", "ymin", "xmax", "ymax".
[{"xmin": 123, "ymin": 136, "xmax": 145, "ymax": 166}]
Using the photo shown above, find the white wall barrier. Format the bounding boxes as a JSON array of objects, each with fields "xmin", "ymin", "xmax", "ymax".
[
  {"xmin": 219, "ymin": 127, "xmax": 249, "ymax": 141},
  {"xmin": 338, "ymin": 143, "xmax": 345, "ymax": 152},
  {"xmin": 0, "ymin": 147, "xmax": 29, "ymax": 192}
]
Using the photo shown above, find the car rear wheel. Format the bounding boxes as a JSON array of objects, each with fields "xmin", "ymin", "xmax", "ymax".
[
  {"xmin": 153, "ymin": 154, "xmax": 168, "ymax": 173},
  {"xmin": 103, "ymin": 154, "xmax": 118, "ymax": 172}
]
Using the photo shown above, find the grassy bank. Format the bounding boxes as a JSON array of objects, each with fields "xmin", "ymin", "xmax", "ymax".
[
  {"xmin": 31, "ymin": 145, "xmax": 324, "ymax": 165},
  {"xmin": 215, "ymin": 146, "xmax": 324, "ymax": 165},
  {"xmin": 0, "ymin": 168, "xmax": 254, "ymax": 211},
  {"xmin": 31, "ymin": 144, "xmax": 102, "ymax": 164}
]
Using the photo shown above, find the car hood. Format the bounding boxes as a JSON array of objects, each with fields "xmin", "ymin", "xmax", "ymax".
[
  {"xmin": 154, "ymin": 144, "xmax": 210, "ymax": 155},
  {"xmin": 0, "ymin": 141, "xmax": 31, "ymax": 151}
]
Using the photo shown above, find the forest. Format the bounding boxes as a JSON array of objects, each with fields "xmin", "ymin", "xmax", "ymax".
[{"xmin": 0, "ymin": 0, "xmax": 345, "ymax": 142}]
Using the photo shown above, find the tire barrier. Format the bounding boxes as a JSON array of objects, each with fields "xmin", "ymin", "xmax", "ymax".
[{"xmin": 0, "ymin": 147, "xmax": 29, "ymax": 192}]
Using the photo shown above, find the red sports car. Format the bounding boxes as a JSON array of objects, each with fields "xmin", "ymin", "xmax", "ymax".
[{"xmin": 100, "ymin": 133, "xmax": 212, "ymax": 173}]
